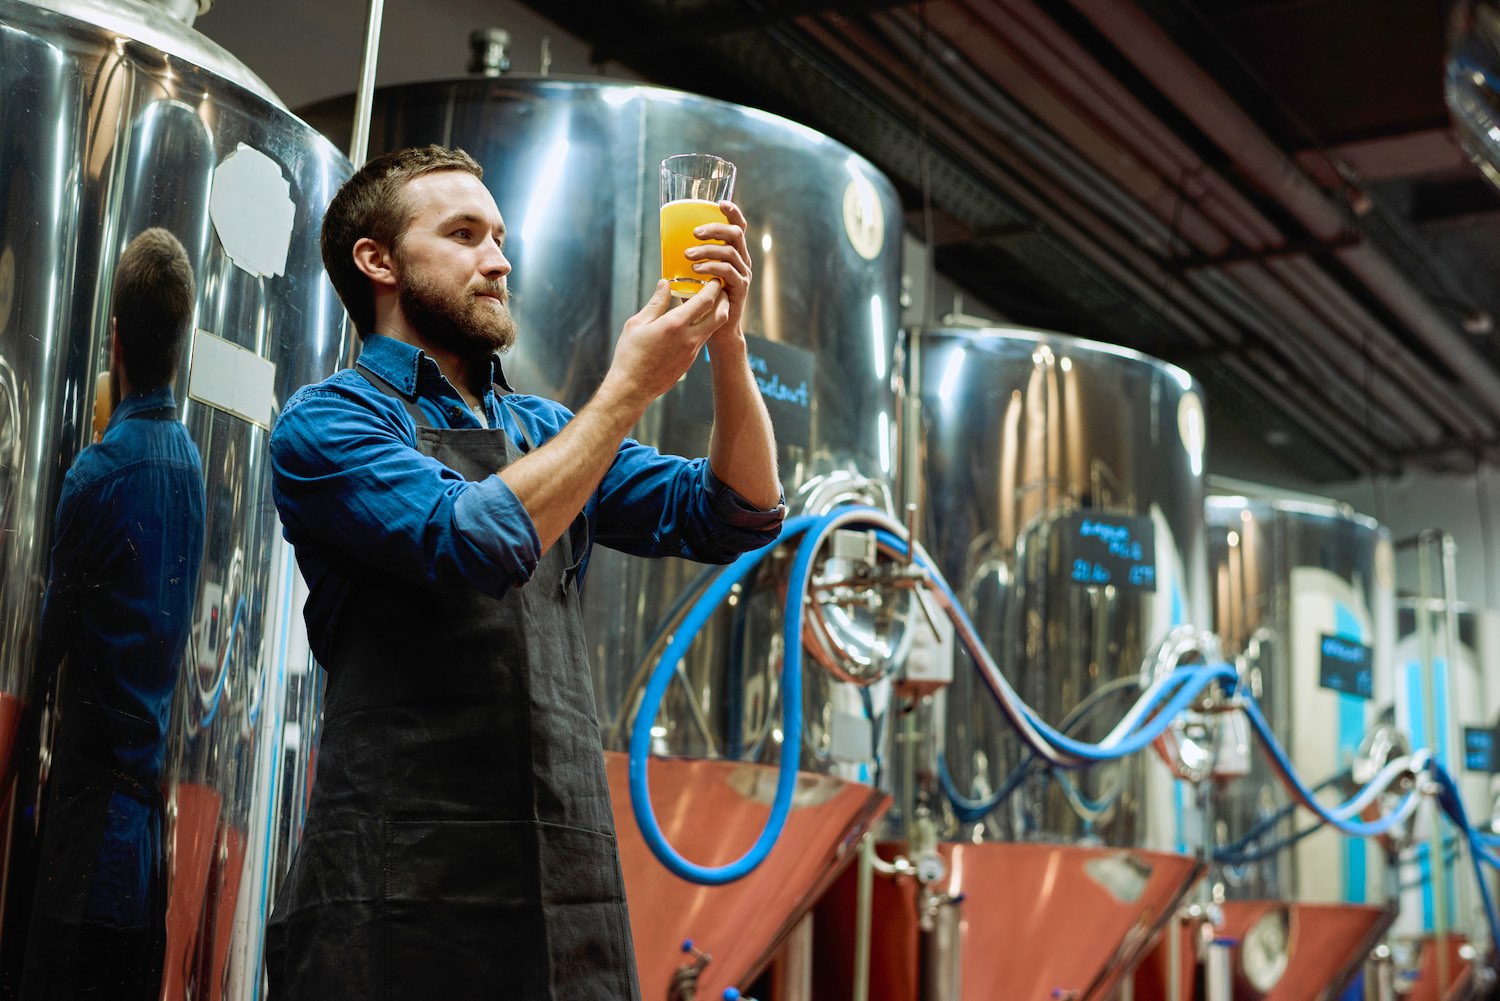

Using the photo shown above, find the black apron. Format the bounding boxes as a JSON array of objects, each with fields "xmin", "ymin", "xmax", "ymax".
[{"xmin": 265, "ymin": 369, "xmax": 641, "ymax": 1001}]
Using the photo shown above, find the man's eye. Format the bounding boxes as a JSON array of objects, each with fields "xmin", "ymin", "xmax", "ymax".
[{"xmin": 453, "ymin": 229, "xmax": 471, "ymax": 240}]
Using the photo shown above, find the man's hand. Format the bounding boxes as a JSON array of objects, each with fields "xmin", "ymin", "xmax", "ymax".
[
  {"xmin": 597, "ymin": 277, "xmax": 729, "ymax": 419},
  {"xmin": 685, "ymin": 201, "xmax": 752, "ymax": 343}
]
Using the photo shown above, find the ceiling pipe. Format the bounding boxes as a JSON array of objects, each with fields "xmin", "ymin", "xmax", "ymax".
[
  {"xmin": 1067, "ymin": 0, "xmax": 1500, "ymax": 422},
  {"xmin": 976, "ymin": 0, "xmax": 1494, "ymax": 442},
  {"xmin": 800, "ymin": 13, "xmax": 1389, "ymax": 475},
  {"xmin": 871, "ymin": 7, "xmax": 1439, "ymax": 452}
]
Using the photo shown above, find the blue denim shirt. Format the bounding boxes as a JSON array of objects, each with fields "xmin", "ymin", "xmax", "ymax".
[
  {"xmin": 270, "ymin": 334, "xmax": 784, "ymax": 664},
  {"xmin": 39, "ymin": 386, "xmax": 206, "ymax": 780}
]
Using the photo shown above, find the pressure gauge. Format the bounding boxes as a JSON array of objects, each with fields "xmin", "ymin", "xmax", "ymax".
[{"xmin": 1240, "ymin": 908, "xmax": 1290, "ymax": 994}]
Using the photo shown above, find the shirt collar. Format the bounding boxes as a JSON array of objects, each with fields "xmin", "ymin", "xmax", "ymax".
[
  {"xmin": 108, "ymin": 385, "xmax": 177, "ymax": 430},
  {"xmin": 357, "ymin": 334, "xmax": 514, "ymax": 397}
]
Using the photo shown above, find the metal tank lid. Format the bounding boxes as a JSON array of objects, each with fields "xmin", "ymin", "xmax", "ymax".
[
  {"xmin": 13, "ymin": 0, "xmax": 285, "ymax": 108},
  {"xmin": 344, "ymin": 73, "xmax": 886, "ymax": 173},
  {"xmin": 1205, "ymin": 492, "xmax": 1384, "ymax": 534},
  {"xmin": 914, "ymin": 323, "xmax": 1199, "ymax": 393}
]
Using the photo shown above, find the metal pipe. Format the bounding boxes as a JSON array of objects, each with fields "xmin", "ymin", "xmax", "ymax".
[
  {"xmin": 954, "ymin": 0, "xmax": 1491, "ymax": 442},
  {"xmin": 1067, "ymin": 0, "xmax": 1500, "ymax": 419},
  {"xmin": 1204, "ymin": 937, "xmax": 1233, "ymax": 1001},
  {"xmin": 1415, "ymin": 533, "xmax": 1452, "ymax": 996},
  {"xmin": 920, "ymin": 892, "xmax": 963, "ymax": 1001},
  {"xmin": 853, "ymin": 836, "xmax": 876, "ymax": 1001},
  {"xmin": 817, "ymin": 12, "xmax": 1418, "ymax": 472},
  {"xmin": 349, "ymin": 0, "xmax": 386, "ymax": 168},
  {"xmin": 770, "ymin": 912, "xmax": 814, "ymax": 1001},
  {"xmin": 1365, "ymin": 944, "xmax": 1395, "ymax": 1001}
]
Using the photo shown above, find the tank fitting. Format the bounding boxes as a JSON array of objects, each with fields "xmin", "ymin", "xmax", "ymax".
[{"xmin": 469, "ymin": 28, "xmax": 511, "ymax": 76}]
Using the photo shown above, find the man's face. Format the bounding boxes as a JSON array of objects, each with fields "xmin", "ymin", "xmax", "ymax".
[{"xmin": 392, "ymin": 170, "xmax": 516, "ymax": 358}]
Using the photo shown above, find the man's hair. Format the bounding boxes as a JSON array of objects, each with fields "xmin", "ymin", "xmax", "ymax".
[
  {"xmin": 112, "ymin": 227, "xmax": 195, "ymax": 391},
  {"xmin": 321, "ymin": 145, "xmax": 485, "ymax": 335}
]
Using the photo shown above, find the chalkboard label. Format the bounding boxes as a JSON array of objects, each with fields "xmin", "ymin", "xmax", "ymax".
[
  {"xmin": 1465, "ymin": 726, "xmax": 1499, "ymax": 773},
  {"xmin": 1059, "ymin": 512, "xmax": 1157, "ymax": 592},
  {"xmin": 670, "ymin": 334, "xmax": 815, "ymax": 448},
  {"xmin": 1318, "ymin": 634, "xmax": 1373, "ymax": 700}
]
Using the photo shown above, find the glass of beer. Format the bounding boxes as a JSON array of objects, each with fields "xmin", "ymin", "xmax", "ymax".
[{"xmin": 660, "ymin": 153, "xmax": 737, "ymax": 298}]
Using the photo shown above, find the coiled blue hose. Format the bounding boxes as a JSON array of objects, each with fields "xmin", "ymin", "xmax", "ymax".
[
  {"xmin": 627, "ymin": 505, "xmax": 1480, "ymax": 899},
  {"xmin": 628, "ymin": 515, "xmax": 816, "ymax": 885}
]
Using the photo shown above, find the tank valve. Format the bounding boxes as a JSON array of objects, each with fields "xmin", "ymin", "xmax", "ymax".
[
  {"xmin": 469, "ymin": 28, "xmax": 512, "ymax": 77},
  {"xmin": 668, "ymin": 940, "xmax": 711, "ymax": 1001}
]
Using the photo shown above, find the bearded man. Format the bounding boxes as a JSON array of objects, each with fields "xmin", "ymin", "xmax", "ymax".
[{"xmin": 264, "ymin": 146, "xmax": 782, "ymax": 999}]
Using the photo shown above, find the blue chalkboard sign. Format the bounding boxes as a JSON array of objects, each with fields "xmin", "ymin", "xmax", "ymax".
[
  {"xmin": 1465, "ymin": 726, "xmax": 1500, "ymax": 773},
  {"xmin": 669, "ymin": 334, "xmax": 815, "ymax": 449},
  {"xmin": 1058, "ymin": 512, "xmax": 1157, "ymax": 592},
  {"xmin": 1318, "ymin": 634, "xmax": 1373, "ymax": 700}
]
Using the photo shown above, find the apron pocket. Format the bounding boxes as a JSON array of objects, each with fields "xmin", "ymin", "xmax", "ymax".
[{"xmin": 383, "ymin": 819, "xmax": 636, "ymax": 1001}]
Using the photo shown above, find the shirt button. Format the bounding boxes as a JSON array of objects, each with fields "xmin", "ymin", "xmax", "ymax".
[{"xmin": 449, "ymin": 406, "xmax": 464, "ymax": 420}]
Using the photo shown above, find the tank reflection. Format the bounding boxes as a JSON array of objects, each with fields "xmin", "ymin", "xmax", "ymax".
[{"xmin": 20, "ymin": 229, "xmax": 205, "ymax": 1001}]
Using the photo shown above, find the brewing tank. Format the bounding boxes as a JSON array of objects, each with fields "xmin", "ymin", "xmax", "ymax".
[
  {"xmin": 303, "ymin": 76, "xmax": 904, "ymax": 997},
  {"xmin": 911, "ymin": 327, "xmax": 1210, "ymax": 850},
  {"xmin": 0, "ymin": 0, "xmax": 351, "ymax": 996},
  {"xmin": 1392, "ymin": 600, "xmax": 1500, "ymax": 950},
  {"xmin": 1206, "ymin": 496, "xmax": 1397, "ymax": 906},
  {"xmin": 1178, "ymin": 495, "xmax": 1399, "ymax": 1000},
  {"xmin": 850, "ymin": 326, "xmax": 1211, "ymax": 1001}
]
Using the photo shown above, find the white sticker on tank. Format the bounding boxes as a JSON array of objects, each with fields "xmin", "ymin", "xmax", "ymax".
[
  {"xmin": 843, "ymin": 171, "xmax": 885, "ymax": 261},
  {"xmin": 210, "ymin": 144, "xmax": 295, "ymax": 279},
  {"xmin": 188, "ymin": 328, "xmax": 276, "ymax": 431}
]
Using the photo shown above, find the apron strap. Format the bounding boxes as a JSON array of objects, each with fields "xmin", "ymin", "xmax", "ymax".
[{"xmin": 355, "ymin": 363, "xmax": 429, "ymax": 427}]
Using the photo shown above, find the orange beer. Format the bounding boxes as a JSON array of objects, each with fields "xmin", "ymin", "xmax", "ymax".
[{"xmin": 660, "ymin": 198, "xmax": 728, "ymax": 297}]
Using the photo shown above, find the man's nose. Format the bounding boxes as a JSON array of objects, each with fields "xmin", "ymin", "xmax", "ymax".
[{"xmin": 482, "ymin": 239, "xmax": 511, "ymax": 278}]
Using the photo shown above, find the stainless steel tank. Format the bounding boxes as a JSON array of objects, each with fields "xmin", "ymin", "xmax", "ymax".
[
  {"xmin": 1194, "ymin": 495, "xmax": 1398, "ymax": 1000},
  {"xmin": 0, "ymin": 0, "xmax": 351, "ymax": 996},
  {"xmin": 301, "ymin": 76, "xmax": 904, "ymax": 999},
  {"xmin": 914, "ymin": 328, "xmax": 1209, "ymax": 849},
  {"xmin": 830, "ymin": 327, "xmax": 1210, "ymax": 1001},
  {"xmin": 1392, "ymin": 598, "xmax": 1499, "ymax": 996}
]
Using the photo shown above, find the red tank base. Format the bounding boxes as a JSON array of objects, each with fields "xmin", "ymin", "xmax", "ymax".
[
  {"xmin": 606, "ymin": 751, "xmax": 889, "ymax": 1001},
  {"xmin": 1133, "ymin": 900, "xmax": 1396, "ymax": 1000},
  {"xmin": 813, "ymin": 840, "xmax": 1202, "ymax": 1001}
]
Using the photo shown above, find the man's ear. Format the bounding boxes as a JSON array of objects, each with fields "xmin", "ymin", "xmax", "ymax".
[{"xmin": 352, "ymin": 237, "xmax": 398, "ymax": 287}]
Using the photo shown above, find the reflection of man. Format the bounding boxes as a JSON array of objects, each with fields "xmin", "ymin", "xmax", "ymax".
[
  {"xmin": 23, "ymin": 228, "xmax": 205, "ymax": 1000},
  {"xmin": 265, "ymin": 146, "xmax": 782, "ymax": 999}
]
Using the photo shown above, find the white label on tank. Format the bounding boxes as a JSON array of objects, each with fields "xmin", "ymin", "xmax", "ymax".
[
  {"xmin": 843, "ymin": 172, "xmax": 885, "ymax": 261},
  {"xmin": 210, "ymin": 144, "xmax": 295, "ymax": 279},
  {"xmin": 829, "ymin": 710, "xmax": 873, "ymax": 763},
  {"xmin": 187, "ymin": 328, "xmax": 276, "ymax": 430}
]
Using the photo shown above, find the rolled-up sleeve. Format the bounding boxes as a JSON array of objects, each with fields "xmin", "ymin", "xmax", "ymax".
[
  {"xmin": 270, "ymin": 380, "xmax": 540, "ymax": 596},
  {"xmin": 591, "ymin": 435, "xmax": 785, "ymax": 564}
]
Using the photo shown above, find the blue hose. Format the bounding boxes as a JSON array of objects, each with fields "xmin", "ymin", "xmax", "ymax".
[
  {"xmin": 1428, "ymin": 763, "xmax": 1500, "ymax": 950},
  {"xmin": 628, "ymin": 515, "xmax": 817, "ymax": 885},
  {"xmin": 1239, "ymin": 697, "xmax": 1419, "ymax": 839},
  {"xmin": 867, "ymin": 527, "xmax": 1239, "ymax": 764}
]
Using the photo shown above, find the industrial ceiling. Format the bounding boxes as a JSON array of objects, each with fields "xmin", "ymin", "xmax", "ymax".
[{"xmin": 517, "ymin": 0, "xmax": 1500, "ymax": 484}]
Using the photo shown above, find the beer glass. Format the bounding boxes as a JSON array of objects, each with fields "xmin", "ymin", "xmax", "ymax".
[{"xmin": 660, "ymin": 153, "xmax": 737, "ymax": 297}]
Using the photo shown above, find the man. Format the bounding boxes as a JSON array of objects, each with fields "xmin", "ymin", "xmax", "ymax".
[
  {"xmin": 24, "ymin": 228, "xmax": 205, "ymax": 1000},
  {"xmin": 265, "ymin": 145, "xmax": 782, "ymax": 999}
]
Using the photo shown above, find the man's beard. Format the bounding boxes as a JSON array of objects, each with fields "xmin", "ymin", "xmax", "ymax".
[{"xmin": 397, "ymin": 266, "xmax": 518, "ymax": 359}]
